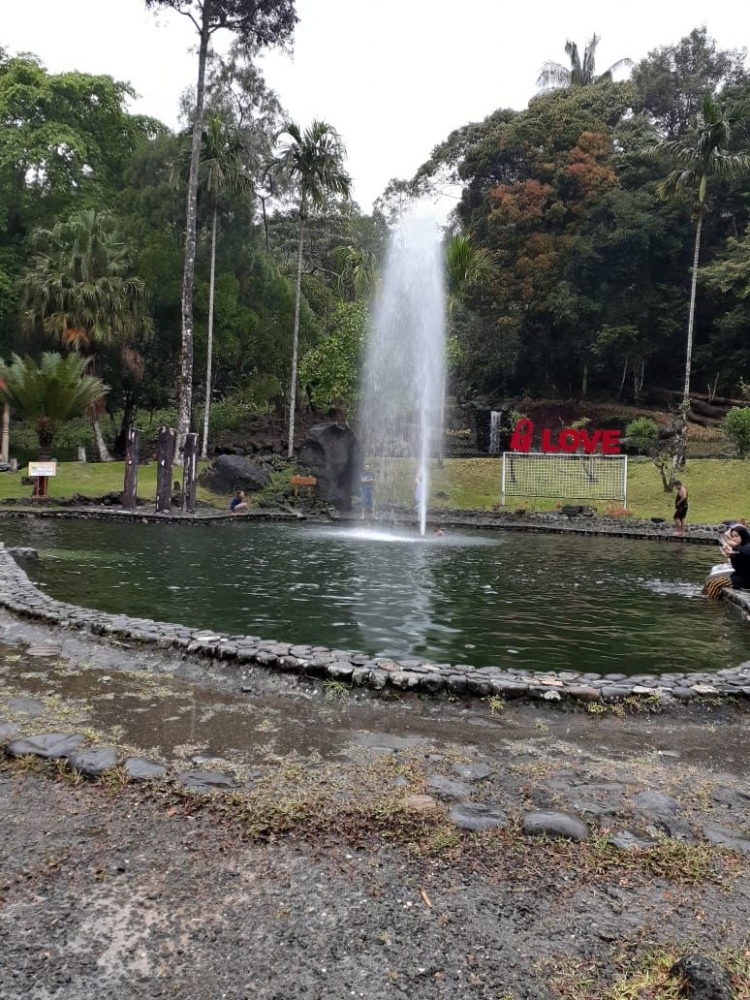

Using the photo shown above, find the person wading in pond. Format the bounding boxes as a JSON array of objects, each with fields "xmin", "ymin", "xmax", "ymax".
[
  {"xmin": 360, "ymin": 464, "xmax": 375, "ymax": 521},
  {"xmin": 673, "ymin": 481, "xmax": 688, "ymax": 535}
]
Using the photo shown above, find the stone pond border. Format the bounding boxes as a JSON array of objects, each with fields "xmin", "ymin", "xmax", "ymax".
[{"xmin": 1, "ymin": 524, "xmax": 750, "ymax": 703}]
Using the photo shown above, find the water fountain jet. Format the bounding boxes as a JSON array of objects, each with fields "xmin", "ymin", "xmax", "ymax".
[{"xmin": 358, "ymin": 213, "xmax": 446, "ymax": 535}]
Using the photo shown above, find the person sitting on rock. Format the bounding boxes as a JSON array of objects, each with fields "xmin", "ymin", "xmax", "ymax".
[
  {"xmin": 723, "ymin": 524, "xmax": 750, "ymax": 588},
  {"xmin": 703, "ymin": 524, "xmax": 750, "ymax": 598},
  {"xmin": 229, "ymin": 490, "xmax": 248, "ymax": 514}
]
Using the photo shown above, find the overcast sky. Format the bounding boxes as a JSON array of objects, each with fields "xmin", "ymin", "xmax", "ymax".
[{"xmin": 2, "ymin": 1, "xmax": 745, "ymax": 211}]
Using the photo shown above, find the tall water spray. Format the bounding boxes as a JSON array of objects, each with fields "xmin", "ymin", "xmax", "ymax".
[{"xmin": 359, "ymin": 214, "xmax": 446, "ymax": 535}]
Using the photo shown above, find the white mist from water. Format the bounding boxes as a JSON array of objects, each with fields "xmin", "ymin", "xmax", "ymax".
[{"xmin": 358, "ymin": 213, "xmax": 446, "ymax": 536}]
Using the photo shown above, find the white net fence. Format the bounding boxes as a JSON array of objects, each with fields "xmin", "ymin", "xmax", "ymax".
[{"xmin": 501, "ymin": 453, "xmax": 628, "ymax": 505}]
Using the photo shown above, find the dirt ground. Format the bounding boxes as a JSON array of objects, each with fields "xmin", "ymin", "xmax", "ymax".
[{"xmin": 1, "ymin": 613, "xmax": 749, "ymax": 1000}]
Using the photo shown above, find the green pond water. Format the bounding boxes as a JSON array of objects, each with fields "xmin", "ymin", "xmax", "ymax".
[{"xmin": 1, "ymin": 519, "xmax": 747, "ymax": 676}]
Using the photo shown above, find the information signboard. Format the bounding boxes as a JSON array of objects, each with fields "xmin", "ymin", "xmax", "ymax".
[{"xmin": 29, "ymin": 461, "xmax": 58, "ymax": 477}]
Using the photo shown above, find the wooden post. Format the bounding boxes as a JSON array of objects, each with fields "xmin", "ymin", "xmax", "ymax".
[
  {"xmin": 32, "ymin": 476, "xmax": 49, "ymax": 498},
  {"xmin": 1, "ymin": 402, "xmax": 9, "ymax": 464},
  {"xmin": 155, "ymin": 425, "xmax": 176, "ymax": 513},
  {"xmin": 182, "ymin": 432, "xmax": 198, "ymax": 513},
  {"xmin": 123, "ymin": 427, "xmax": 139, "ymax": 511}
]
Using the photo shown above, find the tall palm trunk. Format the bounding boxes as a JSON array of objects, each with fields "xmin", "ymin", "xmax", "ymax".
[
  {"xmin": 92, "ymin": 415, "xmax": 112, "ymax": 462},
  {"xmin": 88, "ymin": 355, "xmax": 112, "ymax": 461},
  {"xmin": 684, "ymin": 210, "xmax": 703, "ymax": 404},
  {"xmin": 287, "ymin": 214, "xmax": 305, "ymax": 459},
  {"xmin": 676, "ymin": 210, "xmax": 703, "ymax": 469},
  {"xmin": 201, "ymin": 206, "xmax": 218, "ymax": 460},
  {"xmin": 177, "ymin": 8, "xmax": 211, "ymax": 461}
]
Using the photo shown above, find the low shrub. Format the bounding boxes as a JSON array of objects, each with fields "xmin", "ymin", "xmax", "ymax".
[{"xmin": 604, "ymin": 504, "xmax": 634, "ymax": 517}]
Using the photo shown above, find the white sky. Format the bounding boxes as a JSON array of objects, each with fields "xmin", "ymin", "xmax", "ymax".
[{"xmin": 2, "ymin": 0, "xmax": 745, "ymax": 211}]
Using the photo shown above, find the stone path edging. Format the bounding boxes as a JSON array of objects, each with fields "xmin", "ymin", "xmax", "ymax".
[{"xmin": 1, "ymin": 545, "xmax": 749, "ymax": 705}]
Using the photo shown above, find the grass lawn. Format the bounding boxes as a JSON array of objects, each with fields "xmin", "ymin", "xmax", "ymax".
[
  {"xmin": 0, "ymin": 461, "xmax": 225, "ymax": 508},
  {"xmin": 369, "ymin": 456, "xmax": 750, "ymax": 524},
  {"xmin": 447, "ymin": 456, "xmax": 749, "ymax": 524},
  {"xmin": 0, "ymin": 456, "xmax": 747, "ymax": 524}
]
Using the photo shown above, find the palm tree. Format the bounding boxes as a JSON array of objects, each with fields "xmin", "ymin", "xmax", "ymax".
[
  {"xmin": 0, "ymin": 353, "xmax": 106, "ymax": 458},
  {"xmin": 445, "ymin": 234, "xmax": 498, "ymax": 308},
  {"xmin": 21, "ymin": 209, "xmax": 151, "ymax": 461},
  {"xmin": 186, "ymin": 115, "xmax": 255, "ymax": 459},
  {"xmin": 144, "ymin": 0, "xmax": 297, "ymax": 462},
  {"xmin": 653, "ymin": 94, "xmax": 750, "ymax": 427},
  {"xmin": 332, "ymin": 245, "xmax": 378, "ymax": 301},
  {"xmin": 270, "ymin": 120, "xmax": 351, "ymax": 457},
  {"xmin": 537, "ymin": 35, "xmax": 632, "ymax": 90}
]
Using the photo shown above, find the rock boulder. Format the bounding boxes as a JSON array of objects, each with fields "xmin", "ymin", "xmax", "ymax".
[
  {"xmin": 198, "ymin": 455, "xmax": 271, "ymax": 495},
  {"xmin": 297, "ymin": 423, "xmax": 360, "ymax": 510}
]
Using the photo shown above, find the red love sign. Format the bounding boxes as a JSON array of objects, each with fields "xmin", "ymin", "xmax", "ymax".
[{"xmin": 509, "ymin": 419, "xmax": 620, "ymax": 455}]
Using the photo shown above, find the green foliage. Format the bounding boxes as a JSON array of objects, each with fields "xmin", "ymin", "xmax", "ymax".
[
  {"xmin": 272, "ymin": 120, "xmax": 351, "ymax": 215},
  {"xmin": 404, "ymin": 28, "xmax": 750, "ymax": 404},
  {"xmin": 700, "ymin": 228, "xmax": 750, "ymax": 388},
  {"xmin": 625, "ymin": 414, "xmax": 684, "ymax": 491},
  {"xmin": 721, "ymin": 406, "xmax": 750, "ymax": 458},
  {"xmin": 298, "ymin": 301, "xmax": 366, "ymax": 415},
  {"xmin": 633, "ymin": 27, "xmax": 748, "ymax": 138},
  {"xmin": 625, "ymin": 417, "xmax": 659, "ymax": 453},
  {"xmin": 21, "ymin": 208, "xmax": 152, "ymax": 354},
  {"xmin": 270, "ymin": 118, "xmax": 351, "ymax": 455},
  {"xmin": 0, "ymin": 352, "xmax": 106, "ymax": 453},
  {"xmin": 445, "ymin": 235, "xmax": 498, "ymax": 302},
  {"xmin": 50, "ymin": 417, "xmax": 96, "ymax": 452},
  {"xmin": 10, "ymin": 417, "xmax": 97, "ymax": 464},
  {"xmin": 8, "ymin": 421, "xmax": 38, "ymax": 462},
  {"xmin": 537, "ymin": 34, "xmax": 633, "ymax": 90},
  {"xmin": 3, "ymin": 27, "xmax": 750, "ymax": 447},
  {"xmin": 143, "ymin": 0, "xmax": 298, "ymax": 50},
  {"xmin": 0, "ymin": 51, "xmax": 161, "ymax": 219}
]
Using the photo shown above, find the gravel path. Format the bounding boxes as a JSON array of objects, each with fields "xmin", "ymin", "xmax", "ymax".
[
  {"xmin": 2, "ymin": 615, "xmax": 750, "ymax": 999},
  {"xmin": 2, "ymin": 771, "xmax": 749, "ymax": 1000}
]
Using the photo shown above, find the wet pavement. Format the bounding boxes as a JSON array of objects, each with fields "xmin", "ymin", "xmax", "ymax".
[{"xmin": 1, "ymin": 609, "xmax": 748, "ymax": 781}]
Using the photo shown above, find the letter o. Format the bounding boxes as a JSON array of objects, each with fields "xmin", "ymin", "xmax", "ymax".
[{"xmin": 559, "ymin": 429, "xmax": 580, "ymax": 453}]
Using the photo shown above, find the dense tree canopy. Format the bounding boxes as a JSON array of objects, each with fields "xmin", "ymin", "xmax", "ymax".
[
  {"xmin": 406, "ymin": 28, "xmax": 750, "ymax": 403},
  {"xmin": 0, "ymin": 24, "xmax": 748, "ymax": 465}
]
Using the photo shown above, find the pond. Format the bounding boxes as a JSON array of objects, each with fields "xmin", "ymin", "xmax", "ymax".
[{"xmin": 1, "ymin": 519, "xmax": 746, "ymax": 676}]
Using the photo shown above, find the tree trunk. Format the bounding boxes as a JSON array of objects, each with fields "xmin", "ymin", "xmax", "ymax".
[
  {"xmin": 287, "ymin": 214, "xmax": 305, "ymax": 459},
  {"xmin": 113, "ymin": 389, "xmax": 136, "ymax": 459},
  {"xmin": 260, "ymin": 194, "xmax": 270, "ymax": 253},
  {"xmin": 676, "ymin": 211, "xmax": 703, "ymax": 468},
  {"xmin": 176, "ymin": 7, "xmax": 211, "ymax": 462},
  {"xmin": 581, "ymin": 361, "xmax": 588, "ymax": 398},
  {"xmin": 123, "ymin": 427, "xmax": 139, "ymax": 511},
  {"xmin": 618, "ymin": 357, "xmax": 628, "ymax": 398},
  {"xmin": 182, "ymin": 431, "xmax": 199, "ymax": 513},
  {"xmin": 201, "ymin": 205, "xmax": 218, "ymax": 460},
  {"xmin": 683, "ymin": 213, "xmax": 703, "ymax": 403},
  {"xmin": 92, "ymin": 416, "xmax": 113, "ymax": 462},
  {"xmin": 155, "ymin": 425, "xmax": 176, "ymax": 514}
]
